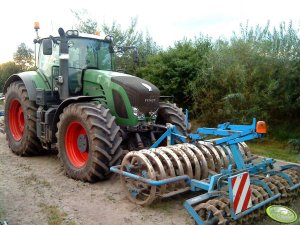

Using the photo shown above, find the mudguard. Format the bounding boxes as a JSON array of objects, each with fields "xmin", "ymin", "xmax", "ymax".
[{"xmin": 3, "ymin": 71, "xmax": 50, "ymax": 101}]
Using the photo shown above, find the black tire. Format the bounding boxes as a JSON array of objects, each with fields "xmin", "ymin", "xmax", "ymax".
[
  {"xmin": 156, "ymin": 102, "xmax": 188, "ymax": 135},
  {"xmin": 4, "ymin": 81, "xmax": 42, "ymax": 155},
  {"xmin": 56, "ymin": 103, "xmax": 123, "ymax": 182}
]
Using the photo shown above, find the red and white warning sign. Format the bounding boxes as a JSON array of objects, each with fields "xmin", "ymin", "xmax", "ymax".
[{"xmin": 229, "ymin": 172, "xmax": 252, "ymax": 214}]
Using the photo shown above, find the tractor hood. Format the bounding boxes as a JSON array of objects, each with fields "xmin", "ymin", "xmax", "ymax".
[
  {"xmin": 111, "ymin": 74, "xmax": 160, "ymax": 115},
  {"xmin": 83, "ymin": 69, "xmax": 160, "ymax": 119}
]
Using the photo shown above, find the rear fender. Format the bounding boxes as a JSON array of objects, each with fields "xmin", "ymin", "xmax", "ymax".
[{"xmin": 51, "ymin": 96, "xmax": 101, "ymax": 142}]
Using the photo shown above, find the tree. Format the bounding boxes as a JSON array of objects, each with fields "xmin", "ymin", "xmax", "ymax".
[
  {"xmin": 190, "ymin": 21, "xmax": 300, "ymax": 125},
  {"xmin": 71, "ymin": 10, "xmax": 160, "ymax": 74},
  {"xmin": 102, "ymin": 17, "xmax": 160, "ymax": 73},
  {"xmin": 137, "ymin": 37, "xmax": 212, "ymax": 109},
  {"xmin": 0, "ymin": 62, "xmax": 22, "ymax": 90},
  {"xmin": 13, "ymin": 43, "xmax": 34, "ymax": 71},
  {"xmin": 71, "ymin": 9, "xmax": 99, "ymax": 34}
]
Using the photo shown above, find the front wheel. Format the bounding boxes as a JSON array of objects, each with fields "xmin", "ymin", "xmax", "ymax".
[
  {"xmin": 156, "ymin": 102, "xmax": 188, "ymax": 135},
  {"xmin": 56, "ymin": 103, "xmax": 123, "ymax": 182}
]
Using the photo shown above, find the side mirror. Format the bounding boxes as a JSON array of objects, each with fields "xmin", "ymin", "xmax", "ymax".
[{"xmin": 43, "ymin": 39, "xmax": 52, "ymax": 55}]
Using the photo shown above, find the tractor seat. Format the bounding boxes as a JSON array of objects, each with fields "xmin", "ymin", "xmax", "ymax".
[{"xmin": 69, "ymin": 68, "xmax": 82, "ymax": 95}]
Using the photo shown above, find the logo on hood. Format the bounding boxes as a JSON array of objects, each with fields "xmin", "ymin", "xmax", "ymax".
[{"xmin": 141, "ymin": 82, "xmax": 152, "ymax": 92}]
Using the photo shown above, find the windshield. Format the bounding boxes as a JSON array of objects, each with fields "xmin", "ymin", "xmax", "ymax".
[{"xmin": 68, "ymin": 38, "xmax": 112, "ymax": 70}]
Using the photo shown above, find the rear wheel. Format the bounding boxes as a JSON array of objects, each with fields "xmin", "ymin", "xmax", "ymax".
[
  {"xmin": 4, "ymin": 81, "xmax": 41, "ymax": 155},
  {"xmin": 56, "ymin": 103, "xmax": 123, "ymax": 182}
]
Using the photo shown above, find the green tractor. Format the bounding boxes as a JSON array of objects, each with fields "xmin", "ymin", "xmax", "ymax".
[{"xmin": 3, "ymin": 25, "xmax": 186, "ymax": 182}]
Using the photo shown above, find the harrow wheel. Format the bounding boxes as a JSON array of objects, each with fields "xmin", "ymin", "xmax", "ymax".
[
  {"xmin": 158, "ymin": 146, "xmax": 187, "ymax": 189},
  {"xmin": 119, "ymin": 142, "xmax": 254, "ymax": 207},
  {"xmin": 183, "ymin": 143, "xmax": 208, "ymax": 179},
  {"xmin": 151, "ymin": 148, "xmax": 176, "ymax": 191},
  {"xmin": 195, "ymin": 143, "xmax": 216, "ymax": 172},
  {"xmin": 192, "ymin": 182, "xmax": 276, "ymax": 225},
  {"xmin": 194, "ymin": 197, "xmax": 229, "ymax": 225},
  {"xmin": 4, "ymin": 81, "xmax": 42, "ymax": 155},
  {"xmin": 178, "ymin": 144, "xmax": 201, "ymax": 180},
  {"xmin": 120, "ymin": 151, "xmax": 157, "ymax": 205},
  {"xmin": 56, "ymin": 103, "xmax": 123, "ymax": 182},
  {"xmin": 140, "ymin": 150, "xmax": 167, "ymax": 195},
  {"xmin": 198, "ymin": 141, "xmax": 222, "ymax": 172}
]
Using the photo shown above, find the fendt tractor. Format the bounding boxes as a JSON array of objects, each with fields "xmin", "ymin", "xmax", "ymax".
[{"xmin": 3, "ymin": 23, "xmax": 187, "ymax": 182}]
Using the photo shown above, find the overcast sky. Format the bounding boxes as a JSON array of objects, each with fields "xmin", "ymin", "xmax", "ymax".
[{"xmin": 0, "ymin": 0, "xmax": 299, "ymax": 63}]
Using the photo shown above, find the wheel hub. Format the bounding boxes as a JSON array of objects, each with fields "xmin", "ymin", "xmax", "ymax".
[
  {"xmin": 77, "ymin": 134, "xmax": 88, "ymax": 153},
  {"xmin": 9, "ymin": 99, "xmax": 24, "ymax": 141},
  {"xmin": 65, "ymin": 121, "xmax": 88, "ymax": 168}
]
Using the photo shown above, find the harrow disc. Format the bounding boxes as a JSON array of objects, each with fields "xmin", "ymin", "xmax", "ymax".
[
  {"xmin": 120, "ymin": 151, "xmax": 157, "ymax": 205},
  {"xmin": 214, "ymin": 146, "xmax": 229, "ymax": 168},
  {"xmin": 195, "ymin": 143, "xmax": 216, "ymax": 172},
  {"xmin": 177, "ymin": 144, "xmax": 202, "ymax": 180},
  {"xmin": 183, "ymin": 143, "xmax": 209, "ymax": 179},
  {"xmin": 151, "ymin": 148, "xmax": 176, "ymax": 191},
  {"xmin": 158, "ymin": 147, "xmax": 185, "ymax": 177},
  {"xmin": 119, "ymin": 142, "xmax": 254, "ymax": 206},
  {"xmin": 198, "ymin": 141, "xmax": 222, "ymax": 172},
  {"xmin": 168, "ymin": 145, "xmax": 194, "ymax": 178},
  {"xmin": 193, "ymin": 196, "xmax": 232, "ymax": 225},
  {"xmin": 193, "ymin": 182, "xmax": 275, "ymax": 225},
  {"xmin": 158, "ymin": 146, "xmax": 188, "ymax": 190},
  {"xmin": 140, "ymin": 150, "xmax": 167, "ymax": 195}
]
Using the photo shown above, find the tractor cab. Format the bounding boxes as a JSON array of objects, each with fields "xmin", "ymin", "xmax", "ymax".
[{"xmin": 38, "ymin": 32, "xmax": 113, "ymax": 96}]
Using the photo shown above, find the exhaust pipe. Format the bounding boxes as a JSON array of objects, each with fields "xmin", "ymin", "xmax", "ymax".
[{"xmin": 58, "ymin": 28, "xmax": 69, "ymax": 100}]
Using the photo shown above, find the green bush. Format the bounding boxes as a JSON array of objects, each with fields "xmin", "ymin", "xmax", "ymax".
[{"xmin": 139, "ymin": 21, "xmax": 300, "ymax": 135}]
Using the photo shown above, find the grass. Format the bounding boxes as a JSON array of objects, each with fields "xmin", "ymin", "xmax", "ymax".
[
  {"xmin": 39, "ymin": 203, "xmax": 76, "ymax": 225},
  {"xmin": 268, "ymin": 122, "xmax": 300, "ymax": 141},
  {"xmin": 148, "ymin": 201, "xmax": 172, "ymax": 213},
  {"xmin": 248, "ymin": 139, "xmax": 300, "ymax": 163},
  {"xmin": 24, "ymin": 173, "xmax": 51, "ymax": 187},
  {"xmin": 40, "ymin": 204, "xmax": 66, "ymax": 225}
]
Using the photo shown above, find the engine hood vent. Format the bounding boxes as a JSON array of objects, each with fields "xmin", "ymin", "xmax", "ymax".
[{"xmin": 112, "ymin": 76, "xmax": 160, "ymax": 115}]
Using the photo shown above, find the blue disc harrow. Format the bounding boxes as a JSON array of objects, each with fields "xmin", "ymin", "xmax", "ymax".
[{"xmin": 111, "ymin": 118, "xmax": 300, "ymax": 225}]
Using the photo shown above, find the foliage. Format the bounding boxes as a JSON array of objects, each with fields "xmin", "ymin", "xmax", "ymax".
[
  {"xmin": 190, "ymin": 21, "xmax": 300, "ymax": 125},
  {"xmin": 288, "ymin": 138, "xmax": 300, "ymax": 151},
  {"xmin": 71, "ymin": 9, "xmax": 99, "ymax": 34},
  {"xmin": 138, "ymin": 21, "xmax": 300, "ymax": 135},
  {"xmin": 102, "ymin": 17, "xmax": 161, "ymax": 73},
  {"xmin": 0, "ymin": 61, "xmax": 22, "ymax": 90},
  {"xmin": 137, "ymin": 37, "xmax": 212, "ymax": 108},
  {"xmin": 13, "ymin": 43, "xmax": 34, "ymax": 71}
]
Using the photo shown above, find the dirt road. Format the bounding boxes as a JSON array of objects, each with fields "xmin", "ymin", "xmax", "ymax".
[
  {"xmin": 0, "ymin": 133, "xmax": 193, "ymax": 225},
  {"xmin": 0, "ymin": 133, "xmax": 299, "ymax": 225}
]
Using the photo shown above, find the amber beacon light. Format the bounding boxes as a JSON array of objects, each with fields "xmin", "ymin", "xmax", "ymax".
[
  {"xmin": 256, "ymin": 121, "xmax": 267, "ymax": 134},
  {"xmin": 34, "ymin": 22, "xmax": 40, "ymax": 30}
]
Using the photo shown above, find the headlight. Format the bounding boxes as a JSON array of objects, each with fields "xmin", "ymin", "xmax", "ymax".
[
  {"xmin": 132, "ymin": 107, "xmax": 145, "ymax": 120},
  {"xmin": 149, "ymin": 109, "xmax": 158, "ymax": 120},
  {"xmin": 66, "ymin": 30, "xmax": 79, "ymax": 37}
]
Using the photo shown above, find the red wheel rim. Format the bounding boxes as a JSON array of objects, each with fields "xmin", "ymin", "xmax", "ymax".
[
  {"xmin": 9, "ymin": 99, "xmax": 25, "ymax": 141},
  {"xmin": 65, "ymin": 121, "xmax": 88, "ymax": 168}
]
